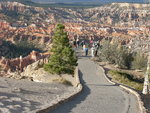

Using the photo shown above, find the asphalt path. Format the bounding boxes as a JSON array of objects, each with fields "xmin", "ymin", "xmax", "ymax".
[{"xmin": 48, "ymin": 55, "xmax": 140, "ymax": 113}]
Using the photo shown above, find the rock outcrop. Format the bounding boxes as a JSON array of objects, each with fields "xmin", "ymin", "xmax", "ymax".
[
  {"xmin": 84, "ymin": 3, "xmax": 150, "ymax": 26},
  {"xmin": 0, "ymin": 50, "xmax": 50, "ymax": 73}
]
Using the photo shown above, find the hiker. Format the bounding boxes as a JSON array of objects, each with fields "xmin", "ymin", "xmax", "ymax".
[
  {"xmin": 83, "ymin": 44, "xmax": 86, "ymax": 51},
  {"xmin": 90, "ymin": 38, "xmax": 94, "ymax": 48},
  {"xmin": 91, "ymin": 46, "xmax": 95, "ymax": 57},
  {"xmin": 85, "ymin": 47, "xmax": 88, "ymax": 56},
  {"xmin": 80, "ymin": 40, "xmax": 85, "ymax": 48},
  {"xmin": 94, "ymin": 41, "xmax": 100, "ymax": 57},
  {"xmin": 83, "ymin": 44, "xmax": 88, "ymax": 56},
  {"xmin": 73, "ymin": 39, "xmax": 76, "ymax": 48},
  {"xmin": 76, "ymin": 38, "xmax": 80, "ymax": 48}
]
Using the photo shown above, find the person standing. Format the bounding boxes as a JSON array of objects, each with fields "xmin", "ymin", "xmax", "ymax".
[
  {"xmin": 80, "ymin": 40, "xmax": 85, "ymax": 48},
  {"xmin": 83, "ymin": 44, "xmax": 86, "ymax": 51},
  {"xmin": 94, "ymin": 41, "xmax": 100, "ymax": 57},
  {"xmin": 91, "ymin": 46, "xmax": 95, "ymax": 57},
  {"xmin": 76, "ymin": 38, "xmax": 80, "ymax": 48},
  {"xmin": 85, "ymin": 47, "xmax": 88, "ymax": 56},
  {"xmin": 73, "ymin": 39, "xmax": 76, "ymax": 48},
  {"xmin": 90, "ymin": 38, "xmax": 94, "ymax": 48}
]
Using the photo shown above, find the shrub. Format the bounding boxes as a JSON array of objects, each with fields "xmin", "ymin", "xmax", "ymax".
[
  {"xmin": 99, "ymin": 40, "xmax": 117, "ymax": 64},
  {"xmin": 0, "ymin": 40, "xmax": 42, "ymax": 58},
  {"xmin": 132, "ymin": 52, "xmax": 147, "ymax": 70},
  {"xmin": 115, "ymin": 46, "xmax": 133, "ymax": 69},
  {"xmin": 99, "ymin": 40, "xmax": 133, "ymax": 69}
]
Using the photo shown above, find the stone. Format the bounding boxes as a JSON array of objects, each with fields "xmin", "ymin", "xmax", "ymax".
[
  {"xmin": 14, "ymin": 105, "xmax": 22, "ymax": 108},
  {"xmin": 135, "ymin": 69, "xmax": 143, "ymax": 72},
  {"xmin": 12, "ymin": 87, "xmax": 22, "ymax": 93},
  {"xmin": 23, "ymin": 101, "xmax": 31, "ymax": 106},
  {"xmin": 0, "ymin": 96, "xmax": 8, "ymax": 99},
  {"xmin": 114, "ymin": 64, "xmax": 119, "ymax": 68},
  {"xmin": 0, "ymin": 108, "xmax": 11, "ymax": 113},
  {"xmin": 0, "ymin": 102, "xmax": 4, "ymax": 106},
  {"xmin": 7, "ymin": 105, "xmax": 14, "ymax": 109},
  {"xmin": 11, "ymin": 97, "xmax": 22, "ymax": 101}
]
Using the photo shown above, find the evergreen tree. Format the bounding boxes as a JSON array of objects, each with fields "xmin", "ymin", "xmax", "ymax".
[{"xmin": 44, "ymin": 24, "xmax": 77, "ymax": 75}]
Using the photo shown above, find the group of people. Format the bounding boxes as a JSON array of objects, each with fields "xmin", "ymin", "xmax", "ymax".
[
  {"xmin": 72, "ymin": 38, "xmax": 100, "ymax": 57},
  {"xmin": 83, "ymin": 41, "xmax": 100, "ymax": 57}
]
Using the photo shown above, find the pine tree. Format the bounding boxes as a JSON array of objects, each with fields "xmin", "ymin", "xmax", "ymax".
[{"xmin": 44, "ymin": 24, "xmax": 77, "ymax": 75}]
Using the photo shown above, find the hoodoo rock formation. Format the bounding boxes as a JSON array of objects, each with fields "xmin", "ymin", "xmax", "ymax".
[
  {"xmin": 0, "ymin": 1, "xmax": 149, "ymax": 79},
  {"xmin": 0, "ymin": 51, "xmax": 50, "ymax": 74},
  {"xmin": 0, "ymin": 2, "xmax": 149, "ymax": 46}
]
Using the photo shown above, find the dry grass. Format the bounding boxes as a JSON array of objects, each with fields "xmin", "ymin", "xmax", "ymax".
[
  {"xmin": 99, "ymin": 62, "xmax": 144, "ymax": 91},
  {"xmin": 53, "ymin": 78, "xmax": 73, "ymax": 86},
  {"xmin": 108, "ymin": 70, "xmax": 143, "ymax": 91}
]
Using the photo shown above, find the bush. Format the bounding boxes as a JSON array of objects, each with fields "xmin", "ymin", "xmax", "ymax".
[
  {"xmin": 132, "ymin": 52, "xmax": 147, "ymax": 70},
  {"xmin": 99, "ymin": 40, "xmax": 117, "ymax": 64},
  {"xmin": 99, "ymin": 40, "xmax": 133, "ymax": 69},
  {"xmin": 15, "ymin": 40, "xmax": 42, "ymax": 57},
  {"xmin": 0, "ymin": 40, "xmax": 42, "ymax": 58},
  {"xmin": 115, "ymin": 46, "xmax": 133, "ymax": 69}
]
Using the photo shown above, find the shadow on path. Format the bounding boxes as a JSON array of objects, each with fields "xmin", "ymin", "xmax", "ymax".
[
  {"xmin": 86, "ymin": 84, "xmax": 119, "ymax": 87},
  {"xmin": 0, "ymin": 92, "xmax": 41, "ymax": 113},
  {"xmin": 0, "ymin": 86, "xmax": 7, "ymax": 88},
  {"xmin": 47, "ymin": 70, "xmax": 91, "ymax": 113},
  {"xmin": 78, "ymin": 55, "xmax": 91, "ymax": 59}
]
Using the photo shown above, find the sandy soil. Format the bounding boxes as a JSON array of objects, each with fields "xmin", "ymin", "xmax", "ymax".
[{"xmin": 0, "ymin": 77, "xmax": 78, "ymax": 113}]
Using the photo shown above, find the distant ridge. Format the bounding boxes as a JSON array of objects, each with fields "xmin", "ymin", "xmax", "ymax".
[
  {"xmin": 32, "ymin": 0, "xmax": 149, "ymax": 4},
  {"xmin": 0, "ymin": 0, "xmax": 149, "ymax": 4},
  {"xmin": 0, "ymin": 0, "xmax": 103, "ymax": 8},
  {"xmin": 0, "ymin": 0, "xmax": 149, "ymax": 8}
]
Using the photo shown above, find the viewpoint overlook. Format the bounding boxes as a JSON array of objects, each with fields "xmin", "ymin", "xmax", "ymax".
[{"xmin": 0, "ymin": 0, "xmax": 150, "ymax": 113}]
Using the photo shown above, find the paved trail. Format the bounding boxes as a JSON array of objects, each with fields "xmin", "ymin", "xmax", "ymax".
[{"xmin": 48, "ymin": 56, "xmax": 140, "ymax": 113}]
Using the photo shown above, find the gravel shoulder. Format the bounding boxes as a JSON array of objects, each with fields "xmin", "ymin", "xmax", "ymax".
[{"xmin": 0, "ymin": 77, "xmax": 79, "ymax": 113}]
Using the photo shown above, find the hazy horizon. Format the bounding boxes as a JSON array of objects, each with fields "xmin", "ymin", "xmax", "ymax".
[{"xmin": 32, "ymin": 0, "xmax": 150, "ymax": 4}]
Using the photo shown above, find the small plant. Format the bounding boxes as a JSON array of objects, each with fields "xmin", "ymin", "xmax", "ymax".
[
  {"xmin": 53, "ymin": 78, "xmax": 72, "ymax": 86},
  {"xmin": 108, "ymin": 70, "xmax": 143, "ymax": 91},
  {"xmin": 0, "ymin": 65, "xmax": 2, "ymax": 71}
]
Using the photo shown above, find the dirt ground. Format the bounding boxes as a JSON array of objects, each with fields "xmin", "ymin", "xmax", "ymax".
[{"xmin": 0, "ymin": 77, "xmax": 78, "ymax": 113}]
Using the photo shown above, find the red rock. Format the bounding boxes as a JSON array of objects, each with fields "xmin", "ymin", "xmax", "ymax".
[{"xmin": 0, "ymin": 51, "xmax": 50, "ymax": 73}]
